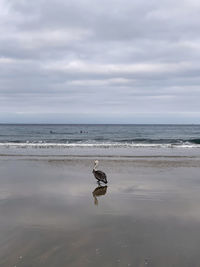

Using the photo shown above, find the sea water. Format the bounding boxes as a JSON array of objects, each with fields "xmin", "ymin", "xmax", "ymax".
[
  {"xmin": 0, "ymin": 124, "xmax": 200, "ymax": 147},
  {"xmin": 0, "ymin": 124, "xmax": 200, "ymax": 157}
]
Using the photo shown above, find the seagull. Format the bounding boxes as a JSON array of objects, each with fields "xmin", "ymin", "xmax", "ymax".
[{"xmin": 93, "ymin": 160, "xmax": 108, "ymax": 184}]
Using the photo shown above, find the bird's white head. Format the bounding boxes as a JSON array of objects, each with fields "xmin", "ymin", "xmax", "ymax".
[{"xmin": 94, "ymin": 160, "xmax": 99, "ymax": 170}]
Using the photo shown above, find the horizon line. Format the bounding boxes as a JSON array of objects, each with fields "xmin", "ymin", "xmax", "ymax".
[{"xmin": 0, "ymin": 123, "xmax": 200, "ymax": 126}]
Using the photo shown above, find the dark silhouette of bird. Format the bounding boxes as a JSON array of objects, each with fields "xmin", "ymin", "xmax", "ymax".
[
  {"xmin": 93, "ymin": 160, "xmax": 108, "ymax": 184},
  {"xmin": 92, "ymin": 185, "xmax": 107, "ymax": 205}
]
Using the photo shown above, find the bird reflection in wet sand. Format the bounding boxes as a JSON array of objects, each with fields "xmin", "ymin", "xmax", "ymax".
[
  {"xmin": 92, "ymin": 186, "xmax": 108, "ymax": 206},
  {"xmin": 93, "ymin": 160, "xmax": 108, "ymax": 185}
]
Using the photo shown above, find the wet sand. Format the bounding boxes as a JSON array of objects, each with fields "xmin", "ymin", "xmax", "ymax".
[{"xmin": 1, "ymin": 156, "xmax": 200, "ymax": 266}]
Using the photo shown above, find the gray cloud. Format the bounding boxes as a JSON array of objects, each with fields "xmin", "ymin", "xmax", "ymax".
[{"xmin": 0, "ymin": 0, "xmax": 200, "ymax": 123}]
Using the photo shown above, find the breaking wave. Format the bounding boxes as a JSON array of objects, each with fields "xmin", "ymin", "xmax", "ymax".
[{"xmin": 0, "ymin": 140, "xmax": 200, "ymax": 148}]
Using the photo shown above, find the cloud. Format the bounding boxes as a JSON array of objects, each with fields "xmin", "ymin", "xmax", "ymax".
[{"xmin": 0, "ymin": 0, "xmax": 200, "ymax": 123}]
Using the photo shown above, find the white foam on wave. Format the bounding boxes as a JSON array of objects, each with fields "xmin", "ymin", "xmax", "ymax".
[{"xmin": 0, "ymin": 142, "xmax": 200, "ymax": 149}]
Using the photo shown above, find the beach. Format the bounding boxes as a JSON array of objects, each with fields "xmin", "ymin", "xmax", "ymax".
[
  {"xmin": 1, "ymin": 0, "xmax": 200, "ymax": 261},
  {"xmin": 1, "ymin": 149, "xmax": 200, "ymax": 266}
]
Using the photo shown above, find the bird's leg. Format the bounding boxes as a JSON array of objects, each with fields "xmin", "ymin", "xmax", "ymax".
[{"xmin": 97, "ymin": 181, "xmax": 101, "ymax": 186}]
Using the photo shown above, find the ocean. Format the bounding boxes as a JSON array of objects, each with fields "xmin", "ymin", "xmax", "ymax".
[{"xmin": 0, "ymin": 124, "xmax": 200, "ymax": 148}]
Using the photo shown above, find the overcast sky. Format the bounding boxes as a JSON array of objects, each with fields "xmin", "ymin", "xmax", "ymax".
[{"xmin": 0, "ymin": 0, "xmax": 200, "ymax": 123}]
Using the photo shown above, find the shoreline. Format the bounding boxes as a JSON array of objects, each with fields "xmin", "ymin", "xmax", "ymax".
[
  {"xmin": 1, "ymin": 154, "xmax": 200, "ymax": 170},
  {"xmin": 1, "ymin": 146, "xmax": 200, "ymax": 158}
]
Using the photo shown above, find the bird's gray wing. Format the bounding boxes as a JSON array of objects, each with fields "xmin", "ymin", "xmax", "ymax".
[{"xmin": 94, "ymin": 170, "xmax": 107, "ymax": 183}]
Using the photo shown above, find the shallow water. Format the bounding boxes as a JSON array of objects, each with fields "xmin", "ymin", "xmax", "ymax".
[{"xmin": 1, "ymin": 157, "xmax": 200, "ymax": 266}]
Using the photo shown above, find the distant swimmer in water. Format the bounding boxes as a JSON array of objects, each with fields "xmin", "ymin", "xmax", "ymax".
[{"xmin": 93, "ymin": 160, "xmax": 108, "ymax": 185}]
